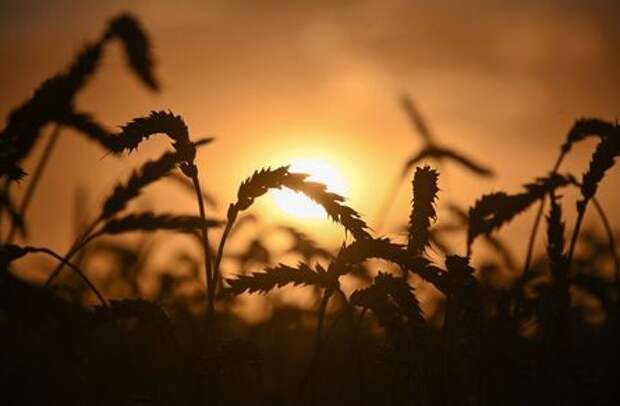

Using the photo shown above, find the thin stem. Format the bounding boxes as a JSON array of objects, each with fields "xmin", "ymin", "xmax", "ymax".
[
  {"xmin": 564, "ymin": 178, "xmax": 619, "ymax": 300},
  {"xmin": 210, "ymin": 204, "xmax": 237, "ymax": 320},
  {"xmin": 24, "ymin": 246, "xmax": 107, "ymax": 306},
  {"xmin": 514, "ymin": 153, "xmax": 566, "ymax": 317},
  {"xmin": 521, "ymin": 152, "xmax": 565, "ymax": 278},
  {"xmin": 522, "ymin": 200, "xmax": 546, "ymax": 274},
  {"xmin": 213, "ymin": 205, "xmax": 236, "ymax": 281},
  {"xmin": 7, "ymin": 124, "xmax": 62, "ymax": 244},
  {"xmin": 567, "ymin": 205, "xmax": 587, "ymax": 269},
  {"xmin": 190, "ymin": 173, "xmax": 214, "ymax": 320},
  {"xmin": 44, "ymin": 217, "xmax": 101, "ymax": 288}
]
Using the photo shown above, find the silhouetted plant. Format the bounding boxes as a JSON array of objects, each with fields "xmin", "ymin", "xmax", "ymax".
[
  {"xmin": 350, "ymin": 271, "xmax": 425, "ymax": 328},
  {"xmin": 0, "ymin": 13, "xmax": 159, "ymax": 244},
  {"xmin": 166, "ymin": 171, "xmax": 218, "ymax": 208},
  {"xmin": 213, "ymin": 165, "xmax": 370, "ymax": 322},
  {"xmin": 408, "ymin": 165, "xmax": 439, "ymax": 257},
  {"xmin": 1, "ymin": 244, "xmax": 106, "ymax": 305},
  {"xmin": 399, "ymin": 95, "xmax": 493, "ymax": 177},
  {"xmin": 375, "ymin": 95, "xmax": 493, "ymax": 230},
  {"xmin": 45, "ymin": 113, "xmax": 214, "ymax": 300},
  {"xmin": 467, "ymin": 173, "xmax": 571, "ymax": 253},
  {"xmin": 1, "ymin": 12, "xmax": 619, "ymax": 406},
  {"xmin": 225, "ymin": 263, "xmax": 332, "ymax": 295},
  {"xmin": 432, "ymin": 204, "xmax": 517, "ymax": 270},
  {"xmin": 522, "ymin": 118, "xmax": 619, "ymax": 283},
  {"xmin": 568, "ymin": 132, "xmax": 620, "ymax": 267}
]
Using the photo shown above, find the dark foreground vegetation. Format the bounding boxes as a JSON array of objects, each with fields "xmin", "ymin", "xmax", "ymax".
[{"xmin": 1, "ymin": 13, "xmax": 619, "ymax": 406}]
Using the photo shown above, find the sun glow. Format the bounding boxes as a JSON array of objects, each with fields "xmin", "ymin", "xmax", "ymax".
[{"xmin": 272, "ymin": 159, "xmax": 348, "ymax": 219}]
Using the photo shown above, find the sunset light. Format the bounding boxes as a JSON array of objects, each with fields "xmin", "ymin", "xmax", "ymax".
[
  {"xmin": 271, "ymin": 159, "xmax": 348, "ymax": 219},
  {"xmin": 3, "ymin": 3, "xmax": 619, "ymax": 404}
]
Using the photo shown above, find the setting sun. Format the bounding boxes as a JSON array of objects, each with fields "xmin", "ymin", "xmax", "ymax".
[{"xmin": 271, "ymin": 159, "xmax": 348, "ymax": 219}]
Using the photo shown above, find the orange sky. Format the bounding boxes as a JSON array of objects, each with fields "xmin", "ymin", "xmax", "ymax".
[{"xmin": 1, "ymin": 0, "xmax": 619, "ymax": 264}]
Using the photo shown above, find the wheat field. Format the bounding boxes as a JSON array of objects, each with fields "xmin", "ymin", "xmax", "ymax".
[{"xmin": 1, "ymin": 11, "xmax": 619, "ymax": 406}]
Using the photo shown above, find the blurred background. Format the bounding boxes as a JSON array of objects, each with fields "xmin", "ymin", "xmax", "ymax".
[
  {"xmin": 2, "ymin": 4, "xmax": 620, "ymax": 404},
  {"xmin": 1, "ymin": 0, "xmax": 619, "ymax": 288}
]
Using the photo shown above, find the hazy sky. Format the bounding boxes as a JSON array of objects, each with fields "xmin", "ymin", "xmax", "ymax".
[{"xmin": 1, "ymin": 0, "xmax": 619, "ymax": 259}]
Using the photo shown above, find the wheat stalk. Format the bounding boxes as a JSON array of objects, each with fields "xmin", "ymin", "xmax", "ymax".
[
  {"xmin": 546, "ymin": 193, "xmax": 566, "ymax": 277},
  {"xmin": 467, "ymin": 173, "xmax": 571, "ymax": 253},
  {"xmin": 166, "ymin": 172, "xmax": 217, "ymax": 208},
  {"xmin": 375, "ymin": 94, "xmax": 492, "ymax": 232},
  {"xmin": 211, "ymin": 165, "xmax": 369, "ymax": 322},
  {"xmin": 561, "ymin": 118, "xmax": 618, "ymax": 155},
  {"xmin": 230, "ymin": 166, "xmax": 370, "ymax": 239},
  {"xmin": 350, "ymin": 271, "xmax": 425, "ymax": 327},
  {"xmin": 0, "ymin": 13, "xmax": 159, "ymax": 182},
  {"xmin": 523, "ymin": 117, "xmax": 618, "ymax": 283},
  {"xmin": 403, "ymin": 146, "xmax": 493, "ymax": 177},
  {"xmin": 567, "ymin": 133, "xmax": 620, "ymax": 269},
  {"xmin": 56, "ymin": 112, "xmax": 121, "ymax": 152},
  {"xmin": 444, "ymin": 204, "xmax": 517, "ymax": 271},
  {"xmin": 224, "ymin": 263, "xmax": 329, "ymax": 295},
  {"xmin": 279, "ymin": 174, "xmax": 371, "ymax": 241},
  {"xmin": 1, "ymin": 244, "xmax": 107, "ymax": 305},
  {"xmin": 333, "ymin": 238, "xmax": 444, "ymax": 287},
  {"xmin": 408, "ymin": 166, "xmax": 439, "ymax": 256},
  {"xmin": 116, "ymin": 111, "xmax": 193, "ymax": 155},
  {"xmin": 108, "ymin": 111, "xmax": 217, "ymax": 321},
  {"xmin": 104, "ymin": 13, "xmax": 159, "ymax": 90},
  {"xmin": 0, "ymin": 13, "xmax": 160, "ymax": 252},
  {"xmin": 45, "ymin": 150, "xmax": 185, "ymax": 288},
  {"xmin": 102, "ymin": 151, "xmax": 183, "ymax": 219},
  {"xmin": 97, "ymin": 212, "xmax": 221, "ymax": 235}
]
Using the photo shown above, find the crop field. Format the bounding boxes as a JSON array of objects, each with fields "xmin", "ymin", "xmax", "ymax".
[{"xmin": 1, "ymin": 8, "xmax": 619, "ymax": 406}]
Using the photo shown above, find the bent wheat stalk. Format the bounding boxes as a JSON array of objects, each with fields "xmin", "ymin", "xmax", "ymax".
[
  {"xmin": 567, "ymin": 135, "xmax": 619, "ymax": 270},
  {"xmin": 564, "ymin": 176, "xmax": 620, "ymax": 282},
  {"xmin": 214, "ymin": 166, "xmax": 369, "ymax": 318},
  {"xmin": 6, "ymin": 245, "xmax": 107, "ymax": 306},
  {"xmin": 523, "ymin": 118, "xmax": 618, "ymax": 280},
  {"xmin": 107, "ymin": 111, "xmax": 216, "ymax": 323},
  {"xmin": 44, "ymin": 219, "xmax": 101, "ymax": 288}
]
